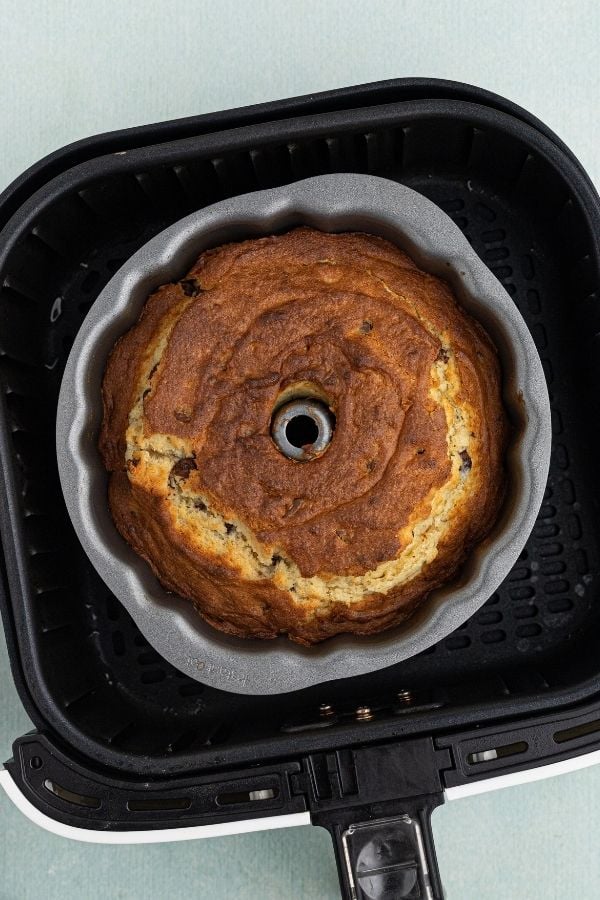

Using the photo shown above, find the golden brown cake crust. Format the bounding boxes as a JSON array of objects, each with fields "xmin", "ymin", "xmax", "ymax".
[{"xmin": 99, "ymin": 228, "xmax": 508, "ymax": 644}]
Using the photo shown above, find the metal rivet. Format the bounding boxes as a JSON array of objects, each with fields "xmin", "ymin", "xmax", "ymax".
[
  {"xmin": 396, "ymin": 689, "xmax": 413, "ymax": 705},
  {"xmin": 319, "ymin": 703, "xmax": 335, "ymax": 718},
  {"xmin": 355, "ymin": 706, "xmax": 374, "ymax": 722}
]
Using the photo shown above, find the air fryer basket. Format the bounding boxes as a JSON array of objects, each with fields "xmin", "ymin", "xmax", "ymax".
[
  {"xmin": 1, "ymin": 80, "xmax": 600, "ymax": 900},
  {"xmin": 1, "ymin": 89, "xmax": 600, "ymax": 773}
]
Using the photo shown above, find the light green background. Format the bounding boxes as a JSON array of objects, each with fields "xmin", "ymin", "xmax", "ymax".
[{"xmin": 1, "ymin": 2, "xmax": 599, "ymax": 897}]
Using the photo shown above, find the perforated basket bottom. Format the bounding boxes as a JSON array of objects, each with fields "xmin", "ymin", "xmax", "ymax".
[{"xmin": 1, "ymin": 104, "xmax": 599, "ymax": 771}]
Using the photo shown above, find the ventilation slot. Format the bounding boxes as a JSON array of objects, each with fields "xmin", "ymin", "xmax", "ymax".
[
  {"xmin": 554, "ymin": 719, "xmax": 600, "ymax": 744},
  {"xmin": 467, "ymin": 740, "xmax": 528, "ymax": 765},
  {"xmin": 514, "ymin": 604, "xmax": 537, "ymax": 619},
  {"xmin": 80, "ymin": 269, "xmax": 101, "ymax": 295},
  {"xmin": 134, "ymin": 168, "xmax": 188, "ymax": 214},
  {"xmin": 287, "ymin": 141, "xmax": 328, "ymax": 180},
  {"xmin": 111, "ymin": 630, "xmax": 125, "ymax": 656},
  {"xmin": 446, "ymin": 634, "xmax": 470, "ymax": 651},
  {"xmin": 140, "ymin": 668, "xmax": 166, "ymax": 684},
  {"xmin": 178, "ymin": 681, "xmax": 205, "ymax": 697},
  {"xmin": 363, "ymin": 130, "xmax": 398, "ymax": 173},
  {"xmin": 168, "ymin": 730, "xmax": 199, "ymax": 753},
  {"xmin": 216, "ymin": 787, "xmax": 279, "ymax": 806},
  {"xmin": 481, "ymin": 629, "xmax": 506, "ymax": 644},
  {"xmin": 323, "ymin": 134, "xmax": 367, "ymax": 172},
  {"xmin": 173, "ymin": 161, "xmax": 222, "ymax": 208},
  {"xmin": 516, "ymin": 623, "xmax": 542, "ymax": 638},
  {"xmin": 249, "ymin": 145, "xmax": 293, "ymax": 188},
  {"xmin": 477, "ymin": 610, "xmax": 502, "ymax": 626},
  {"xmin": 548, "ymin": 597, "xmax": 574, "ymax": 613},
  {"xmin": 205, "ymin": 723, "xmax": 230, "ymax": 746},
  {"xmin": 105, "ymin": 595, "xmax": 121, "ymax": 621},
  {"xmin": 44, "ymin": 779, "xmax": 101, "ymax": 809},
  {"xmin": 138, "ymin": 650, "xmax": 161, "ymax": 665}
]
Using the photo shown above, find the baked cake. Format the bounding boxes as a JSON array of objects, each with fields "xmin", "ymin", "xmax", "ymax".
[{"xmin": 99, "ymin": 228, "xmax": 507, "ymax": 644}]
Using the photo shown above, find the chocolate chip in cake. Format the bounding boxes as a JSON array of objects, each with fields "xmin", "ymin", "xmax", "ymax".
[
  {"xmin": 170, "ymin": 457, "xmax": 197, "ymax": 480},
  {"xmin": 285, "ymin": 497, "xmax": 303, "ymax": 517},
  {"xmin": 366, "ymin": 459, "xmax": 376, "ymax": 472},
  {"xmin": 359, "ymin": 320, "xmax": 373, "ymax": 334},
  {"xmin": 459, "ymin": 449, "xmax": 472, "ymax": 474},
  {"xmin": 181, "ymin": 278, "xmax": 202, "ymax": 297},
  {"xmin": 174, "ymin": 409, "xmax": 192, "ymax": 423},
  {"xmin": 437, "ymin": 347, "xmax": 450, "ymax": 363}
]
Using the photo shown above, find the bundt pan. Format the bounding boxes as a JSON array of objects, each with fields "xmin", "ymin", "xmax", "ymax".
[{"xmin": 56, "ymin": 174, "xmax": 551, "ymax": 694}]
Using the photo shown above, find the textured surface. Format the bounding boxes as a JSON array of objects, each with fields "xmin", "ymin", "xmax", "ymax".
[
  {"xmin": 2, "ymin": 0, "xmax": 600, "ymax": 898},
  {"xmin": 102, "ymin": 227, "xmax": 506, "ymax": 643}
]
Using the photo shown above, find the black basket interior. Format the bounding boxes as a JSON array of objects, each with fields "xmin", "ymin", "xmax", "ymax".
[{"xmin": 1, "ymin": 99, "xmax": 599, "ymax": 775}]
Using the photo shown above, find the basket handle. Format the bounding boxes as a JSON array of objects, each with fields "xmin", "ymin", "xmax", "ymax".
[{"xmin": 318, "ymin": 796, "xmax": 444, "ymax": 899}]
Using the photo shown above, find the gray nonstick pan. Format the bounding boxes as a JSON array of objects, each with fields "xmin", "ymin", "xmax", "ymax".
[{"xmin": 56, "ymin": 173, "xmax": 551, "ymax": 695}]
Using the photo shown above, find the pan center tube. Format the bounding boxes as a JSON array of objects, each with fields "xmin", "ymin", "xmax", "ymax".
[{"xmin": 271, "ymin": 397, "xmax": 335, "ymax": 461}]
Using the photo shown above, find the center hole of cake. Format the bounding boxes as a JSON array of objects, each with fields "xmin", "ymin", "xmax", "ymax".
[
  {"xmin": 285, "ymin": 414, "xmax": 319, "ymax": 448},
  {"xmin": 271, "ymin": 397, "xmax": 335, "ymax": 461}
]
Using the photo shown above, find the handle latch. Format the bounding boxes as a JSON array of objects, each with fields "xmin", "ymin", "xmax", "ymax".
[{"xmin": 340, "ymin": 813, "xmax": 439, "ymax": 899}]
